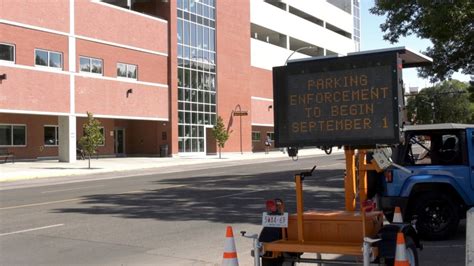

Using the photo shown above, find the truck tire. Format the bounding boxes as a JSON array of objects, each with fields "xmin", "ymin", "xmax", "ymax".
[{"xmin": 411, "ymin": 192, "xmax": 460, "ymax": 240}]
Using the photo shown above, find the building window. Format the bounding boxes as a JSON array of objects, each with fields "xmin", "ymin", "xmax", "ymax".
[
  {"xmin": 117, "ymin": 63, "xmax": 137, "ymax": 79},
  {"xmin": 0, "ymin": 43, "xmax": 15, "ymax": 63},
  {"xmin": 252, "ymin": 131, "xmax": 261, "ymax": 142},
  {"xmin": 177, "ymin": 0, "xmax": 216, "ymax": 153},
  {"xmin": 44, "ymin": 126, "xmax": 59, "ymax": 146},
  {"xmin": 35, "ymin": 49, "xmax": 62, "ymax": 69},
  {"xmin": 80, "ymin": 56, "xmax": 103, "ymax": 75},
  {"xmin": 266, "ymin": 132, "xmax": 275, "ymax": 142},
  {"xmin": 0, "ymin": 124, "xmax": 26, "ymax": 146},
  {"xmin": 99, "ymin": 127, "xmax": 105, "ymax": 146}
]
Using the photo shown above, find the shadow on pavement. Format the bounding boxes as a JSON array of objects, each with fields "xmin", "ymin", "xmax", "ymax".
[{"xmin": 54, "ymin": 169, "xmax": 346, "ymax": 224}]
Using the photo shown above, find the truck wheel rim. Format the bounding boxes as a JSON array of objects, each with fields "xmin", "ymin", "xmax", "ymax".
[{"xmin": 421, "ymin": 201, "xmax": 450, "ymax": 232}]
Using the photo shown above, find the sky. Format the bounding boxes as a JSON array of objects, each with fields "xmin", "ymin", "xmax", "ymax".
[{"xmin": 360, "ymin": 1, "xmax": 470, "ymax": 90}]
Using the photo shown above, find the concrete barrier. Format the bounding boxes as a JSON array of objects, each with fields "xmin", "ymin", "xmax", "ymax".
[{"xmin": 468, "ymin": 208, "xmax": 474, "ymax": 266}]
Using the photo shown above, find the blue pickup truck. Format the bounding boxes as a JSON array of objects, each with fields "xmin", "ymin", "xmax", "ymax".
[{"xmin": 379, "ymin": 123, "xmax": 474, "ymax": 240}]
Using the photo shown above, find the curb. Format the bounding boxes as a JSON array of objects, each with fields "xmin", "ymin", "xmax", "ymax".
[{"xmin": 0, "ymin": 149, "xmax": 344, "ymax": 183}]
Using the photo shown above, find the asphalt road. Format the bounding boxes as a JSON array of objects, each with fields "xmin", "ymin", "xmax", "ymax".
[{"xmin": 0, "ymin": 154, "xmax": 466, "ymax": 265}]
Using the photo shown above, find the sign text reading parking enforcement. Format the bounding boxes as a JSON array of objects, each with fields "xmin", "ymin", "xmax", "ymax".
[{"xmin": 286, "ymin": 66, "xmax": 394, "ymax": 142}]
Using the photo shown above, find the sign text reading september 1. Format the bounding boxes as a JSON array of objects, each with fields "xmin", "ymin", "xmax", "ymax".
[{"xmin": 288, "ymin": 74, "xmax": 390, "ymax": 133}]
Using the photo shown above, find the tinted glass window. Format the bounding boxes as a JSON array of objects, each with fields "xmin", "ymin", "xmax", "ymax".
[
  {"xmin": 177, "ymin": 19, "xmax": 183, "ymax": 44},
  {"xmin": 127, "ymin": 64, "xmax": 136, "ymax": 79},
  {"xmin": 0, "ymin": 44, "xmax": 14, "ymax": 62},
  {"xmin": 91, "ymin": 59, "xmax": 102, "ymax": 74},
  {"xmin": 13, "ymin": 126, "xmax": 26, "ymax": 145},
  {"xmin": 252, "ymin": 132, "xmax": 261, "ymax": 141},
  {"xmin": 99, "ymin": 128, "xmax": 105, "ymax": 146},
  {"xmin": 0, "ymin": 125, "xmax": 12, "ymax": 145},
  {"xmin": 49, "ymin": 52, "xmax": 62, "ymax": 68},
  {"xmin": 44, "ymin": 126, "xmax": 58, "ymax": 146},
  {"xmin": 117, "ymin": 63, "xmax": 127, "ymax": 77},
  {"xmin": 80, "ymin": 57, "xmax": 91, "ymax": 72},
  {"xmin": 35, "ymin": 50, "xmax": 48, "ymax": 66}
]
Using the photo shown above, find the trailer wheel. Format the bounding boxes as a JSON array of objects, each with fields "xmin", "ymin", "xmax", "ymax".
[
  {"xmin": 411, "ymin": 192, "xmax": 460, "ymax": 240},
  {"xmin": 323, "ymin": 146, "xmax": 332, "ymax": 155},
  {"xmin": 380, "ymin": 235, "xmax": 418, "ymax": 266},
  {"xmin": 261, "ymin": 257, "xmax": 294, "ymax": 266}
]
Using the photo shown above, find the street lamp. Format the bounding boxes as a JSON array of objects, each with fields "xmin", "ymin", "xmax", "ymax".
[
  {"xmin": 416, "ymin": 98, "xmax": 435, "ymax": 124},
  {"xmin": 285, "ymin": 46, "xmax": 316, "ymax": 65},
  {"xmin": 232, "ymin": 104, "xmax": 247, "ymax": 155},
  {"xmin": 430, "ymin": 102, "xmax": 435, "ymax": 124}
]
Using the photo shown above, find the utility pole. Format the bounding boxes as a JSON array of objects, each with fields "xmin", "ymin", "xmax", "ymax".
[{"xmin": 431, "ymin": 102, "xmax": 435, "ymax": 124}]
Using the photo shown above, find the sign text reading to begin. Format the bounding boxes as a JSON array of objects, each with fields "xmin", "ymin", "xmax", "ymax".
[{"xmin": 289, "ymin": 74, "xmax": 391, "ymax": 133}]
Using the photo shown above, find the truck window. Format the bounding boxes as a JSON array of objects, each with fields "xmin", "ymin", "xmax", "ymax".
[
  {"xmin": 403, "ymin": 132, "xmax": 464, "ymax": 166},
  {"xmin": 436, "ymin": 134, "xmax": 461, "ymax": 164},
  {"xmin": 404, "ymin": 134, "xmax": 432, "ymax": 165}
]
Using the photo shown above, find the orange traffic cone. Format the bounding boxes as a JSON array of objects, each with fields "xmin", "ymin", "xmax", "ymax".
[
  {"xmin": 393, "ymin": 206, "xmax": 403, "ymax": 223},
  {"xmin": 394, "ymin": 232, "xmax": 410, "ymax": 266},
  {"xmin": 222, "ymin": 226, "xmax": 239, "ymax": 266}
]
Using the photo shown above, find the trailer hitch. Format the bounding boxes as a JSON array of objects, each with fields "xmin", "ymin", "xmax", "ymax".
[
  {"xmin": 296, "ymin": 165, "xmax": 317, "ymax": 182},
  {"xmin": 241, "ymin": 231, "xmax": 262, "ymax": 266}
]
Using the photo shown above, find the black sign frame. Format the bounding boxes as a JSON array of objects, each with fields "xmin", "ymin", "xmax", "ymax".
[{"xmin": 273, "ymin": 51, "xmax": 403, "ymax": 148}]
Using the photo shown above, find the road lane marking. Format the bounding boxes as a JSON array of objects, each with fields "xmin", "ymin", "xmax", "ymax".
[
  {"xmin": 41, "ymin": 185, "xmax": 105, "ymax": 194},
  {"xmin": 212, "ymin": 189, "xmax": 265, "ymax": 199},
  {"xmin": 0, "ymin": 198, "xmax": 81, "ymax": 210},
  {"xmin": 121, "ymin": 190, "xmax": 146, "ymax": 194},
  {"xmin": 2, "ymin": 185, "xmax": 187, "ymax": 210},
  {"xmin": 0, "ymin": 224, "xmax": 64, "ymax": 236}
]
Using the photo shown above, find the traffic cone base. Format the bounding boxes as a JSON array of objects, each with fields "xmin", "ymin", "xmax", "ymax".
[
  {"xmin": 393, "ymin": 206, "xmax": 403, "ymax": 223},
  {"xmin": 222, "ymin": 226, "xmax": 239, "ymax": 266},
  {"xmin": 394, "ymin": 232, "xmax": 410, "ymax": 266}
]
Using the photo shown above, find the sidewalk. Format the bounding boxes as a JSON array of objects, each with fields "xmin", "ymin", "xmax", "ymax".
[{"xmin": 0, "ymin": 148, "xmax": 342, "ymax": 182}]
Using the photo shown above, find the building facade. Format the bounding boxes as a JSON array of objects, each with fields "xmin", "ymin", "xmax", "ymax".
[{"xmin": 0, "ymin": 0, "xmax": 358, "ymax": 161}]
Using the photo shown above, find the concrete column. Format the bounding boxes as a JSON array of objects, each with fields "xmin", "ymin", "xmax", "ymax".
[
  {"xmin": 58, "ymin": 116, "xmax": 76, "ymax": 162},
  {"xmin": 59, "ymin": 0, "xmax": 77, "ymax": 163},
  {"xmin": 467, "ymin": 208, "xmax": 474, "ymax": 266}
]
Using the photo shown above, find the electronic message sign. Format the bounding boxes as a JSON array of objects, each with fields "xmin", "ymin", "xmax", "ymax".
[{"xmin": 273, "ymin": 52, "xmax": 404, "ymax": 147}]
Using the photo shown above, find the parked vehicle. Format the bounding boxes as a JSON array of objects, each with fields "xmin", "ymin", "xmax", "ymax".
[{"xmin": 379, "ymin": 123, "xmax": 474, "ymax": 240}]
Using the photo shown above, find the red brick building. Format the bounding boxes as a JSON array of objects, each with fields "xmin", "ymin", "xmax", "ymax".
[{"xmin": 0, "ymin": 0, "xmax": 358, "ymax": 161}]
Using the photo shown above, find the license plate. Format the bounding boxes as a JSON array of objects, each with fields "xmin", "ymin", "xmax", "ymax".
[{"xmin": 262, "ymin": 212, "xmax": 288, "ymax": 228}]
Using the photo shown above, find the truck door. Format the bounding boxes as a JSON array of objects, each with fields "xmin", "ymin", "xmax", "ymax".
[{"xmin": 469, "ymin": 129, "xmax": 474, "ymax": 189}]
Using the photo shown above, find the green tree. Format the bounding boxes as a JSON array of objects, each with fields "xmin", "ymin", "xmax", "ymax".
[
  {"xmin": 370, "ymin": 1, "xmax": 473, "ymax": 81},
  {"xmin": 406, "ymin": 80, "xmax": 471, "ymax": 124},
  {"xmin": 79, "ymin": 112, "xmax": 104, "ymax": 168},
  {"xmin": 212, "ymin": 116, "xmax": 230, "ymax": 159}
]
